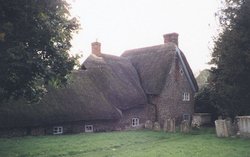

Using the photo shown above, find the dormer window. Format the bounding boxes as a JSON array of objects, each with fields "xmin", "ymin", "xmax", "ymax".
[{"xmin": 183, "ymin": 92, "xmax": 190, "ymax": 101}]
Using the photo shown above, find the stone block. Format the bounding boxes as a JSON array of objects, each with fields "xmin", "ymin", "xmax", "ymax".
[
  {"xmin": 153, "ymin": 122, "xmax": 161, "ymax": 131},
  {"xmin": 163, "ymin": 118, "xmax": 175, "ymax": 132},
  {"xmin": 215, "ymin": 119, "xmax": 232, "ymax": 137},
  {"xmin": 192, "ymin": 113, "xmax": 211, "ymax": 127},
  {"xmin": 180, "ymin": 120, "xmax": 191, "ymax": 133},
  {"xmin": 236, "ymin": 116, "xmax": 250, "ymax": 137},
  {"xmin": 145, "ymin": 120, "xmax": 153, "ymax": 130}
]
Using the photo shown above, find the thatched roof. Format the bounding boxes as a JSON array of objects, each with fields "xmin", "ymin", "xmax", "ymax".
[
  {"xmin": 0, "ymin": 54, "xmax": 147, "ymax": 128},
  {"xmin": 0, "ymin": 41, "xmax": 198, "ymax": 129},
  {"xmin": 83, "ymin": 54, "xmax": 147, "ymax": 110},
  {"xmin": 0, "ymin": 71, "xmax": 122, "ymax": 128},
  {"xmin": 122, "ymin": 43, "xmax": 177, "ymax": 94},
  {"xmin": 122, "ymin": 43, "xmax": 198, "ymax": 94}
]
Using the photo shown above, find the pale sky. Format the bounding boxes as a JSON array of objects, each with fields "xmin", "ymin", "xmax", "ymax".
[{"xmin": 68, "ymin": 0, "xmax": 221, "ymax": 75}]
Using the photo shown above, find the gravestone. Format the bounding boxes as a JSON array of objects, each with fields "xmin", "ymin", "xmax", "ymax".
[
  {"xmin": 145, "ymin": 120, "xmax": 153, "ymax": 129},
  {"xmin": 180, "ymin": 120, "xmax": 191, "ymax": 133},
  {"xmin": 153, "ymin": 122, "xmax": 161, "ymax": 131},
  {"xmin": 215, "ymin": 119, "xmax": 231, "ymax": 137},
  {"xmin": 163, "ymin": 118, "xmax": 176, "ymax": 132}
]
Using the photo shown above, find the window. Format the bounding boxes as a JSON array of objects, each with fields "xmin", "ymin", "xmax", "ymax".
[
  {"xmin": 85, "ymin": 125, "xmax": 93, "ymax": 133},
  {"xmin": 183, "ymin": 92, "xmax": 190, "ymax": 101},
  {"xmin": 53, "ymin": 126, "xmax": 63, "ymax": 135},
  {"xmin": 183, "ymin": 114, "xmax": 191, "ymax": 121},
  {"xmin": 132, "ymin": 118, "xmax": 139, "ymax": 127}
]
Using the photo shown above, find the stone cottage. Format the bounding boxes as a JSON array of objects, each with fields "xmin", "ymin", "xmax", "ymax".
[{"xmin": 0, "ymin": 33, "xmax": 198, "ymax": 136}]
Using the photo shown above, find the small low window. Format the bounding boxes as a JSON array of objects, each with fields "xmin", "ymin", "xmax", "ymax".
[
  {"xmin": 183, "ymin": 114, "xmax": 191, "ymax": 121},
  {"xmin": 132, "ymin": 118, "xmax": 139, "ymax": 127},
  {"xmin": 85, "ymin": 125, "xmax": 93, "ymax": 133},
  {"xmin": 53, "ymin": 126, "xmax": 63, "ymax": 135},
  {"xmin": 183, "ymin": 92, "xmax": 190, "ymax": 101}
]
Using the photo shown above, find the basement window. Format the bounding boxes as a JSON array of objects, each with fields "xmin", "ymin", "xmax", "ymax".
[
  {"xmin": 132, "ymin": 118, "xmax": 139, "ymax": 127},
  {"xmin": 53, "ymin": 126, "xmax": 63, "ymax": 135},
  {"xmin": 85, "ymin": 125, "xmax": 94, "ymax": 133},
  {"xmin": 182, "ymin": 92, "xmax": 190, "ymax": 101}
]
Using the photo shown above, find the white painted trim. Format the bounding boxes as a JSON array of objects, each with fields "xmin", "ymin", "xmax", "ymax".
[
  {"xmin": 85, "ymin": 125, "xmax": 94, "ymax": 133},
  {"xmin": 183, "ymin": 92, "xmax": 190, "ymax": 101},
  {"xmin": 132, "ymin": 118, "xmax": 139, "ymax": 127},
  {"xmin": 53, "ymin": 126, "xmax": 63, "ymax": 135}
]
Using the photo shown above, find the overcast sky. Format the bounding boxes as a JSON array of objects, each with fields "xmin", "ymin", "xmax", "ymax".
[{"xmin": 68, "ymin": 0, "xmax": 221, "ymax": 75}]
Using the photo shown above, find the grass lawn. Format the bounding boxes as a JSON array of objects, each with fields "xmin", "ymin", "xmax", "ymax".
[{"xmin": 0, "ymin": 128, "xmax": 250, "ymax": 157}]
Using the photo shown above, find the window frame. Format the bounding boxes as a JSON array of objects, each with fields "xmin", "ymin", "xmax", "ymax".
[
  {"xmin": 132, "ymin": 118, "xmax": 140, "ymax": 127},
  {"xmin": 53, "ymin": 126, "xmax": 63, "ymax": 135},
  {"xmin": 182, "ymin": 92, "xmax": 190, "ymax": 101},
  {"xmin": 85, "ymin": 125, "xmax": 94, "ymax": 133},
  {"xmin": 183, "ymin": 114, "xmax": 191, "ymax": 121}
]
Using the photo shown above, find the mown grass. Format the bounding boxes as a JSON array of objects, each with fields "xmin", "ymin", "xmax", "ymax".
[{"xmin": 0, "ymin": 128, "xmax": 250, "ymax": 157}]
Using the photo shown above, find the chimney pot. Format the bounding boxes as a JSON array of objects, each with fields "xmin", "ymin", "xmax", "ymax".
[
  {"xmin": 163, "ymin": 33, "xmax": 179, "ymax": 46},
  {"xmin": 91, "ymin": 41, "xmax": 101, "ymax": 56}
]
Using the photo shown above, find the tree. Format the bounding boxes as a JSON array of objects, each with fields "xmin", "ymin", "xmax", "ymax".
[
  {"xmin": 210, "ymin": 0, "xmax": 250, "ymax": 117},
  {"xmin": 0, "ymin": 0, "xmax": 80, "ymax": 102}
]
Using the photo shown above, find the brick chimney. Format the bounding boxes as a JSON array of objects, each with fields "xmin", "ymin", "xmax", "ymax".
[
  {"xmin": 163, "ymin": 33, "xmax": 179, "ymax": 46},
  {"xmin": 91, "ymin": 41, "xmax": 101, "ymax": 56}
]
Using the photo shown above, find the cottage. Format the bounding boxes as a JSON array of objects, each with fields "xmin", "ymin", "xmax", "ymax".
[{"xmin": 0, "ymin": 33, "xmax": 198, "ymax": 136}]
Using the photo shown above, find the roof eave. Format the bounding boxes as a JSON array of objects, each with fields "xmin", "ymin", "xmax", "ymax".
[{"xmin": 175, "ymin": 46, "xmax": 198, "ymax": 92}]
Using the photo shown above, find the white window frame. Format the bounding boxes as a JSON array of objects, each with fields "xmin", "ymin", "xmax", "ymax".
[
  {"xmin": 53, "ymin": 126, "xmax": 63, "ymax": 135},
  {"xmin": 132, "ymin": 118, "xmax": 139, "ymax": 127},
  {"xmin": 85, "ymin": 125, "xmax": 94, "ymax": 133},
  {"xmin": 183, "ymin": 92, "xmax": 190, "ymax": 101}
]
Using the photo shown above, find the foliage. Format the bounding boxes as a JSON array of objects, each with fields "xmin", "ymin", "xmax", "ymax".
[
  {"xmin": 195, "ymin": 70, "xmax": 218, "ymax": 120},
  {"xmin": 210, "ymin": 0, "xmax": 250, "ymax": 117},
  {"xmin": 1, "ymin": 130, "xmax": 250, "ymax": 157},
  {"xmin": 196, "ymin": 69, "xmax": 211, "ymax": 88},
  {"xmin": 0, "ymin": 0, "xmax": 80, "ymax": 102},
  {"xmin": 195, "ymin": 85, "xmax": 216, "ymax": 112}
]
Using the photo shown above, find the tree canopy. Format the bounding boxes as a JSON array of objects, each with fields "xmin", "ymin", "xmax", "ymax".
[
  {"xmin": 0, "ymin": 0, "xmax": 80, "ymax": 102},
  {"xmin": 210, "ymin": 0, "xmax": 250, "ymax": 117}
]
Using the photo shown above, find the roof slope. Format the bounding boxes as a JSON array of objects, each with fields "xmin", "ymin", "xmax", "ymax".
[
  {"xmin": 178, "ymin": 49, "xmax": 199, "ymax": 92},
  {"xmin": 84, "ymin": 54, "xmax": 147, "ymax": 110},
  {"xmin": 122, "ymin": 43, "xmax": 177, "ymax": 95},
  {"xmin": 122, "ymin": 43, "xmax": 198, "ymax": 94},
  {"xmin": 0, "ymin": 71, "xmax": 122, "ymax": 128},
  {"xmin": 0, "ymin": 54, "xmax": 148, "ymax": 128}
]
